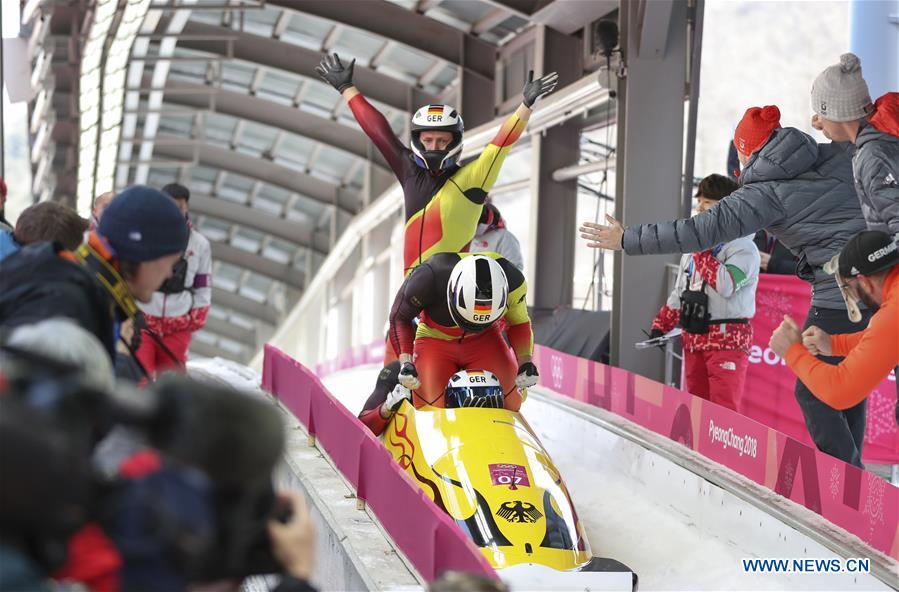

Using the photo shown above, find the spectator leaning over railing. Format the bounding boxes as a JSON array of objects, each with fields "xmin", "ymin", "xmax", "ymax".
[
  {"xmin": 810, "ymin": 53, "xmax": 899, "ymax": 240},
  {"xmin": 0, "ymin": 201, "xmax": 88, "ymax": 263},
  {"xmin": 135, "ymin": 183, "xmax": 212, "ymax": 379},
  {"xmin": 0, "ymin": 186, "xmax": 189, "ymax": 365},
  {"xmin": 579, "ymin": 105, "xmax": 871, "ymax": 467},
  {"xmin": 770, "ymin": 230, "xmax": 899, "ymax": 426},
  {"xmin": 648, "ymin": 174, "xmax": 760, "ymax": 412}
]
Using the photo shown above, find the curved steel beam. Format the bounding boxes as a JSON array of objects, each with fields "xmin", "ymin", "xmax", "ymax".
[
  {"xmin": 210, "ymin": 241, "xmax": 306, "ymax": 290},
  {"xmin": 270, "ymin": 0, "xmax": 495, "ymax": 80},
  {"xmin": 190, "ymin": 192, "xmax": 330, "ymax": 255},
  {"xmin": 164, "ymin": 80, "xmax": 391, "ymax": 171},
  {"xmin": 203, "ymin": 316, "xmax": 258, "ymax": 346},
  {"xmin": 177, "ymin": 20, "xmax": 436, "ymax": 112},
  {"xmin": 190, "ymin": 339, "xmax": 248, "ymax": 362},
  {"xmin": 153, "ymin": 137, "xmax": 361, "ymax": 213},
  {"xmin": 211, "ymin": 288, "xmax": 282, "ymax": 324}
]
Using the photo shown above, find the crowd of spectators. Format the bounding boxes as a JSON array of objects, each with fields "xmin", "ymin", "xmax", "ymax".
[{"xmin": 581, "ymin": 52, "xmax": 898, "ymax": 468}]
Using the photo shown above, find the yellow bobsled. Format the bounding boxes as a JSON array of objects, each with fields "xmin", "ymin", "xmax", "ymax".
[{"xmin": 383, "ymin": 401, "xmax": 637, "ymax": 590}]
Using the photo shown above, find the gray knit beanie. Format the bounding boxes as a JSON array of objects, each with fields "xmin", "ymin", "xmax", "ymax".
[{"xmin": 811, "ymin": 53, "xmax": 874, "ymax": 122}]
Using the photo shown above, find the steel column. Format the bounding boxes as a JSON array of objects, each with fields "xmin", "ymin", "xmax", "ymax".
[
  {"xmin": 528, "ymin": 26, "xmax": 582, "ymax": 310},
  {"xmin": 611, "ymin": 0, "xmax": 690, "ymax": 381}
]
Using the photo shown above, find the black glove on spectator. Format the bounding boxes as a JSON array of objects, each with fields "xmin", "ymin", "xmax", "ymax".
[
  {"xmin": 521, "ymin": 70, "xmax": 559, "ymax": 107},
  {"xmin": 315, "ymin": 53, "xmax": 355, "ymax": 93},
  {"xmin": 649, "ymin": 328, "xmax": 664, "ymax": 340}
]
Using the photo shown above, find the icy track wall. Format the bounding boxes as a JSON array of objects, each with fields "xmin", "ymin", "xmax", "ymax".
[
  {"xmin": 300, "ymin": 340, "xmax": 899, "ymax": 564},
  {"xmin": 262, "ymin": 345, "xmax": 497, "ymax": 583}
]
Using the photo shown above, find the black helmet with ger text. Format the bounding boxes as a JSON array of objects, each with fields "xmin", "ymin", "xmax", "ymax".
[
  {"xmin": 447, "ymin": 255, "xmax": 508, "ymax": 333},
  {"xmin": 410, "ymin": 104, "xmax": 464, "ymax": 172}
]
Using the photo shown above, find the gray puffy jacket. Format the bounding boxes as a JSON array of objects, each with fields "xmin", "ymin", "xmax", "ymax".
[
  {"xmin": 853, "ymin": 122, "xmax": 899, "ymax": 238},
  {"xmin": 622, "ymin": 127, "xmax": 866, "ymax": 309}
]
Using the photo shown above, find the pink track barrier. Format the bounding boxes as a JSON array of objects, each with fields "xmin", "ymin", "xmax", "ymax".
[
  {"xmin": 262, "ymin": 345, "xmax": 497, "ymax": 582},
  {"xmin": 313, "ymin": 340, "xmax": 898, "ymax": 561},
  {"xmin": 531, "ymin": 345, "xmax": 899, "ymax": 561}
]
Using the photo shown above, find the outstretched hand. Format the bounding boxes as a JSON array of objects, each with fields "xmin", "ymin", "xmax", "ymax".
[
  {"xmin": 522, "ymin": 70, "xmax": 559, "ymax": 108},
  {"xmin": 315, "ymin": 52, "xmax": 355, "ymax": 93},
  {"xmin": 579, "ymin": 214, "xmax": 624, "ymax": 251}
]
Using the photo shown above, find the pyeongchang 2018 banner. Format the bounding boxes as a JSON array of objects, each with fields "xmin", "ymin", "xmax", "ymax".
[{"xmin": 743, "ymin": 274, "xmax": 898, "ymax": 465}]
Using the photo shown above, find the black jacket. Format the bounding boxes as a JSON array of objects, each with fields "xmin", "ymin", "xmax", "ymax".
[
  {"xmin": 753, "ymin": 230, "xmax": 797, "ymax": 275},
  {"xmin": 0, "ymin": 242, "xmax": 117, "ymax": 359}
]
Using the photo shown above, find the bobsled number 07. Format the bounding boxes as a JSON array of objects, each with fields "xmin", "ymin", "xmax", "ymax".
[{"xmin": 383, "ymin": 400, "xmax": 637, "ymax": 590}]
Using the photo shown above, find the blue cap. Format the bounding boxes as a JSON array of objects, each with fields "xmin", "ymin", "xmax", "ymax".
[{"xmin": 98, "ymin": 185, "xmax": 189, "ymax": 262}]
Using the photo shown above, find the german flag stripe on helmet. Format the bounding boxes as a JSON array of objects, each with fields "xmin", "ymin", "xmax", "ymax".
[{"xmin": 427, "ymin": 105, "xmax": 444, "ymax": 115}]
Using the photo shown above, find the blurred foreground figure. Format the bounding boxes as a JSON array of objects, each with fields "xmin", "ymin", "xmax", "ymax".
[{"xmin": 0, "ymin": 346, "xmax": 318, "ymax": 591}]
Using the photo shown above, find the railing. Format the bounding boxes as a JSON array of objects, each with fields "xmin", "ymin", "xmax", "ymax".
[{"xmin": 261, "ymin": 345, "xmax": 498, "ymax": 583}]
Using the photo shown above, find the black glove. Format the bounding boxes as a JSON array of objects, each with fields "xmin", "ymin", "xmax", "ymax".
[
  {"xmin": 516, "ymin": 361, "xmax": 539, "ymax": 389},
  {"xmin": 315, "ymin": 53, "xmax": 355, "ymax": 93},
  {"xmin": 398, "ymin": 362, "xmax": 421, "ymax": 390},
  {"xmin": 521, "ymin": 70, "xmax": 559, "ymax": 107},
  {"xmin": 649, "ymin": 328, "xmax": 664, "ymax": 340}
]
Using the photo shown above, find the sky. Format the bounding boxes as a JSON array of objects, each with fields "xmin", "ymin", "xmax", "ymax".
[
  {"xmin": 694, "ymin": 1, "xmax": 851, "ymax": 178},
  {"xmin": 2, "ymin": 0, "xmax": 31, "ymax": 221}
]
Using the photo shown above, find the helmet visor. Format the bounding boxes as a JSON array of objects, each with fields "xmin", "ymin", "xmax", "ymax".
[{"xmin": 445, "ymin": 385, "xmax": 505, "ymax": 409}]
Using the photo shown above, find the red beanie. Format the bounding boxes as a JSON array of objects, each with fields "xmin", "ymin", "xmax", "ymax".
[{"xmin": 734, "ymin": 105, "xmax": 781, "ymax": 156}]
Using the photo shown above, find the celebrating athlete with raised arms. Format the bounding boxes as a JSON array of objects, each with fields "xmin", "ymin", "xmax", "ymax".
[{"xmin": 316, "ymin": 53, "xmax": 557, "ymax": 275}]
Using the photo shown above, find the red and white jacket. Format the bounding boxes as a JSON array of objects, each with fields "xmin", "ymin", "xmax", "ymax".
[
  {"xmin": 652, "ymin": 236, "xmax": 760, "ymax": 353},
  {"xmin": 138, "ymin": 227, "xmax": 212, "ymax": 335}
]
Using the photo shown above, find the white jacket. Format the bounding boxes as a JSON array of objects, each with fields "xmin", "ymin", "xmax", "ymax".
[
  {"xmin": 470, "ymin": 223, "xmax": 524, "ymax": 271},
  {"xmin": 666, "ymin": 235, "xmax": 760, "ymax": 322},
  {"xmin": 138, "ymin": 227, "xmax": 212, "ymax": 334}
]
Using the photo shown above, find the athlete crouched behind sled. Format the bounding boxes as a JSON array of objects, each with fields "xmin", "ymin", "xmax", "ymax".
[{"xmin": 386, "ymin": 253, "xmax": 538, "ymax": 411}]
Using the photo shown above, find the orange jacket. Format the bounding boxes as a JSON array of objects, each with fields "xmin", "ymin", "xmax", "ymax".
[{"xmin": 785, "ymin": 266, "xmax": 899, "ymax": 409}]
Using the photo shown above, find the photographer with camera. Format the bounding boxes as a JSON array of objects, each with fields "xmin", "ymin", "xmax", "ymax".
[
  {"xmin": 647, "ymin": 175, "xmax": 760, "ymax": 412},
  {"xmin": 135, "ymin": 184, "xmax": 212, "ymax": 380}
]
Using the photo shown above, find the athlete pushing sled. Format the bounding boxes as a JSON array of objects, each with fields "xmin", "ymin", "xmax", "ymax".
[{"xmin": 358, "ymin": 253, "xmax": 539, "ymax": 435}]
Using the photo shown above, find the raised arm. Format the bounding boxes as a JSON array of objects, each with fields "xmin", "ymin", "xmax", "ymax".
[
  {"xmin": 452, "ymin": 72, "xmax": 558, "ymax": 197},
  {"xmin": 316, "ymin": 53, "xmax": 407, "ymax": 177}
]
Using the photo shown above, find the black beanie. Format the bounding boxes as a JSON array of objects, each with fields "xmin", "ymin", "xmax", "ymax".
[{"xmin": 98, "ymin": 185, "xmax": 189, "ymax": 262}]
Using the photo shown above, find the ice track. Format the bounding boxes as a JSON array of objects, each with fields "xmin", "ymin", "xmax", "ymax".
[{"xmin": 322, "ymin": 364, "xmax": 895, "ymax": 592}]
